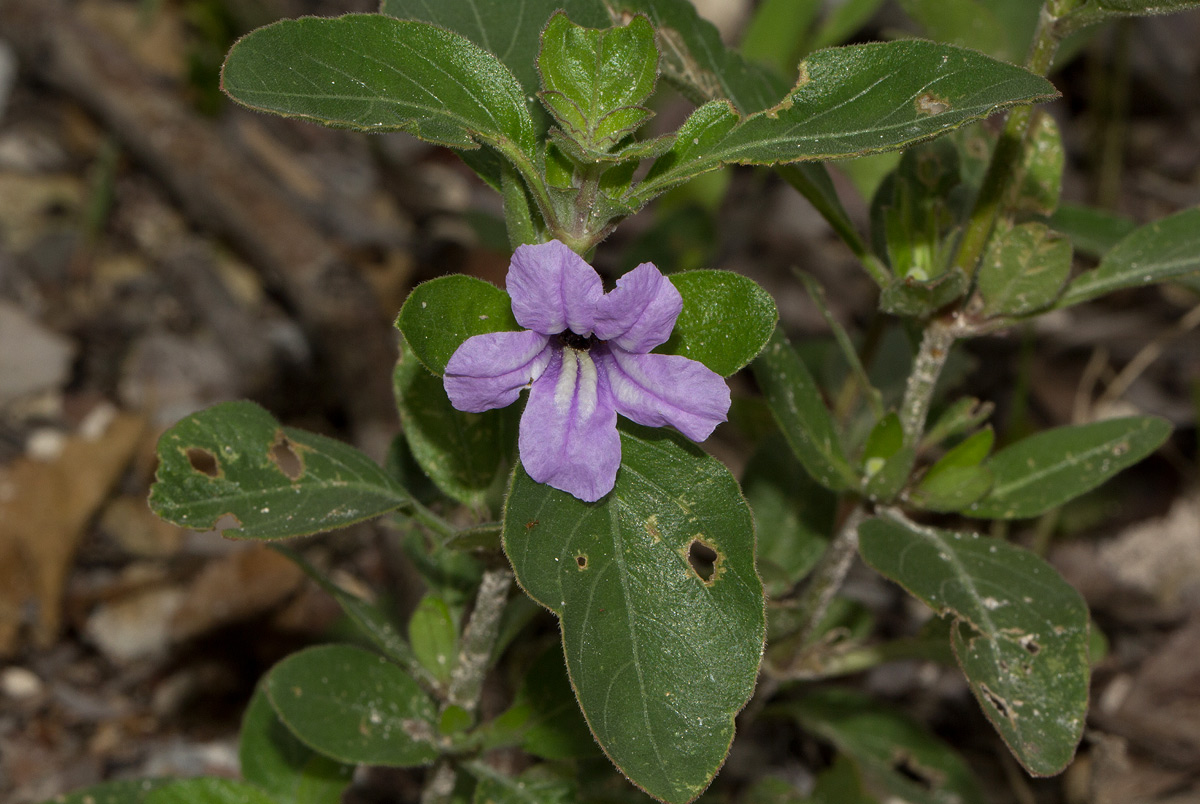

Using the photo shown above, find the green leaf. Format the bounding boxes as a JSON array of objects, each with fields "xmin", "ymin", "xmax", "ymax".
[
  {"xmin": 858, "ymin": 516, "xmax": 1090, "ymax": 776},
  {"xmin": 145, "ymin": 779, "xmax": 279, "ymax": 804},
  {"xmin": 379, "ymin": 0, "xmax": 612, "ymax": 100},
  {"xmin": 740, "ymin": 0, "xmax": 823, "ymax": 75},
  {"xmin": 879, "ymin": 267, "xmax": 969, "ymax": 318},
  {"xmin": 898, "ymin": 0, "xmax": 1041, "ymax": 64},
  {"xmin": 221, "ymin": 16, "xmax": 536, "ymax": 156},
  {"xmin": 408, "ymin": 594, "xmax": 459, "ymax": 685},
  {"xmin": 1061, "ymin": 0, "xmax": 1200, "ymax": 33},
  {"xmin": 633, "ymin": 40, "xmax": 1058, "ymax": 201},
  {"xmin": 503, "ymin": 424, "xmax": 765, "ymax": 804},
  {"xmin": 661, "ymin": 270, "xmax": 777, "ymax": 376},
  {"xmin": 908, "ymin": 465, "xmax": 993, "ymax": 512},
  {"xmin": 266, "ymin": 644, "xmax": 440, "ymax": 767},
  {"xmin": 784, "ymin": 688, "xmax": 986, "ymax": 804},
  {"xmin": 965, "ymin": 416, "xmax": 1171, "ymax": 519},
  {"xmin": 753, "ymin": 328, "xmax": 858, "ymax": 491},
  {"xmin": 1048, "ymin": 203, "xmax": 1137, "ymax": 260},
  {"xmin": 38, "ymin": 779, "xmax": 169, "ymax": 804},
  {"xmin": 742, "ymin": 439, "xmax": 836, "ymax": 598},
  {"xmin": 860, "ymin": 412, "xmax": 915, "ymax": 502},
  {"xmin": 537, "ymin": 13, "xmax": 658, "ymax": 153},
  {"xmin": 394, "ymin": 337, "xmax": 518, "ymax": 507},
  {"xmin": 920, "ymin": 397, "xmax": 994, "ymax": 451},
  {"xmin": 149, "ymin": 401, "xmax": 407, "ymax": 539},
  {"xmin": 1012, "ymin": 111, "xmax": 1064, "ymax": 218},
  {"xmin": 1056, "ymin": 206, "xmax": 1200, "ymax": 308},
  {"xmin": 607, "ymin": 0, "xmax": 788, "ymax": 112},
  {"xmin": 976, "ymin": 221, "xmax": 1072, "ymax": 317},
  {"xmin": 240, "ymin": 684, "xmax": 353, "ymax": 804},
  {"xmin": 397, "ymin": 275, "xmax": 520, "ymax": 376}
]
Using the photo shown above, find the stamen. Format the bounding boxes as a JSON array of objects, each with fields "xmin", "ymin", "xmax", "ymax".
[{"xmin": 559, "ymin": 331, "xmax": 595, "ymax": 350}]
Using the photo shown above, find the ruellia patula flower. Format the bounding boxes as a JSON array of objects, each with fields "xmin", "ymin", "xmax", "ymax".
[{"xmin": 443, "ymin": 240, "xmax": 730, "ymax": 502}]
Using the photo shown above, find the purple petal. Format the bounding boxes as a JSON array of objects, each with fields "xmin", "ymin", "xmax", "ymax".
[
  {"xmin": 593, "ymin": 262, "xmax": 682, "ymax": 353},
  {"xmin": 519, "ymin": 347, "xmax": 620, "ymax": 502},
  {"xmin": 507, "ymin": 241, "xmax": 602, "ymax": 336},
  {"xmin": 599, "ymin": 347, "xmax": 730, "ymax": 442},
  {"xmin": 444, "ymin": 330, "xmax": 552, "ymax": 413}
]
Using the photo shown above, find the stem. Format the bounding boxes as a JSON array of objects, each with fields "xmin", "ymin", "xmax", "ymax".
[
  {"xmin": 951, "ymin": 0, "xmax": 1065, "ymax": 280},
  {"xmin": 401, "ymin": 498, "xmax": 457, "ymax": 541},
  {"xmin": 899, "ymin": 318, "xmax": 957, "ymax": 447},
  {"xmin": 791, "ymin": 505, "xmax": 867, "ymax": 649},
  {"xmin": 446, "ymin": 566, "xmax": 514, "ymax": 715}
]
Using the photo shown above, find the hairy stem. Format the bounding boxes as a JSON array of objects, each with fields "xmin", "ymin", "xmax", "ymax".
[
  {"xmin": 792, "ymin": 505, "xmax": 867, "ymax": 649},
  {"xmin": 900, "ymin": 318, "xmax": 957, "ymax": 447},
  {"xmin": 446, "ymin": 566, "xmax": 514, "ymax": 714}
]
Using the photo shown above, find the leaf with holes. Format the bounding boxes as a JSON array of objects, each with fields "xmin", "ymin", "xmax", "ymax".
[
  {"xmin": 394, "ymin": 336, "xmax": 518, "ymax": 507},
  {"xmin": 660, "ymin": 270, "xmax": 777, "ymax": 377},
  {"xmin": 632, "ymin": 40, "xmax": 1057, "ymax": 202},
  {"xmin": 266, "ymin": 644, "xmax": 440, "ymax": 767},
  {"xmin": 1056, "ymin": 206, "xmax": 1200, "ymax": 308},
  {"xmin": 221, "ymin": 15, "xmax": 537, "ymax": 156},
  {"xmin": 503, "ymin": 423, "xmax": 764, "ymax": 804},
  {"xmin": 145, "ymin": 779, "xmax": 280, "ymax": 804},
  {"xmin": 964, "ymin": 416, "xmax": 1171, "ymax": 519},
  {"xmin": 753, "ymin": 328, "xmax": 858, "ymax": 491},
  {"xmin": 149, "ymin": 401, "xmax": 408, "ymax": 539},
  {"xmin": 397, "ymin": 275, "xmax": 521, "ymax": 376},
  {"xmin": 783, "ymin": 688, "xmax": 986, "ymax": 804},
  {"xmin": 858, "ymin": 516, "xmax": 1090, "ymax": 776},
  {"xmin": 239, "ymin": 684, "xmax": 353, "ymax": 804}
]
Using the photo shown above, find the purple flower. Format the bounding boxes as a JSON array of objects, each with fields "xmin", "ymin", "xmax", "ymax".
[{"xmin": 444, "ymin": 240, "xmax": 730, "ymax": 502}]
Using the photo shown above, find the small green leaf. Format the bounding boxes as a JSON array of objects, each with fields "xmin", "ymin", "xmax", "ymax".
[
  {"xmin": 784, "ymin": 688, "xmax": 986, "ymax": 804},
  {"xmin": 861, "ymin": 412, "xmax": 904, "ymax": 464},
  {"xmin": 742, "ymin": 439, "xmax": 836, "ymax": 597},
  {"xmin": 661, "ymin": 270, "xmax": 777, "ymax": 376},
  {"xmin": 240, "ymin": 684, "xmax": 353, "ymax": 804},
  {"xmin": 394, "ymin": 337, "xmax": 518, "ymax": 507},
  {"xmin": 222, "ymin": 16, "xmax": 536, "ymax": 155},
  {"xmin": 920, "ymin": 397, "xmax": 994, "ymax": 451},
  {"xmin": 858, "ymin": 516, "xmax": 1090, "ymax": 776},
  {"xmin": 879, "ymin": 267, "xmax": 969, "ymax": 318},
  {"xmin": 145, "ymin": 779, "xmax": 279, "ymax": 804},
  {"xmin": 909, "ymin": 464, "xmax": 994, "ymax": 512},
  {"xmin": 504, "ymin": 424, "xmax": 765, "ymax": 804},
  {"xmin": 149, "ymin": 401, "xmax": 408, "ymax": 539},
  {"xmin": 977, "ymin": 222, "xmax": 1072, "ymax": 317},
  {"xmin": 397, "ymin": 275, "xmax": 520, "ymax": 375},
  {"xmin": 1012, "ymin": 112, "xmax": 1064, "ymax": 218},
  {"xmin": 38, "ymin": 779, "xmax": 169, "ymax": 804},
  {"xmin": 408, "ymin": 594, "xmax": 458, "ymax": 685},
  {"xmin": 965, "ymin": 416, "xmax": 1171, "ymax": 519},
  {"xmin": 632, "ymin": 40, "xmax": 1058, "ymax": 202},
  {"xmin": 1057, "ymin": 206, "xmax": 1200, "ymax": 308},
  {"xmin": 467, "ymin": 763, "xmax": 578, "ymax": 804},
  {"xmin": 753, "ymin": 328, "xmax": 858, "ymax": 491},
  {"xmin": 537, "ymin": 13, "xmax": 658, "ymax": 153},
  {"xmin": 266, "ymin": 644, "xmax": 440, "ymax": 767},
  {"xmin": 863, "ymin": 446, "xmax": 916, "ymax": 503}
]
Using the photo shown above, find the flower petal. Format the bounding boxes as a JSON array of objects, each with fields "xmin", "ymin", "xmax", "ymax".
[
  {"xmin": 507, "ymin": 241, "xmax": 602, "ymax": 336},
  {"xmin": 592, "ymin": 262, "xmax": 682, "ymax": 353},
  {"xmin": 519, "ymin": 347, "xmax": 620, "ymax": 502},
  {"xmin": 599, "ymin": 347, "xmax": 730, "ymax": 442},
  {"xmin": 444, "ymin": 330, "xmax": 552, "ymax": 413}
]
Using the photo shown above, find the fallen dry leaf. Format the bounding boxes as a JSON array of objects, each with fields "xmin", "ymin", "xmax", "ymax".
[{"xmin": 0, "ymin": 407, "xmax": 144, "ymax": 655}]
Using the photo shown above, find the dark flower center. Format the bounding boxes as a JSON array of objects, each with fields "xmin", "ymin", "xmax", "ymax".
[{"xmin": 559, "ymin": 331, "xmax": 598, "ymax": 351}]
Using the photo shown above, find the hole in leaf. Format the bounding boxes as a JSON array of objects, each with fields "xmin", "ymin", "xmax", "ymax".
[
  {"xmin": 186, "ymin": 448, "xmax": 219, "ymax": 477},
  {"xmin": 980, "ymin": 684, "xmax": 1013, "ymax": 721},
  {"xmin": 1019, "ymin": 634, "xmax": 1041, "ymax": 655},
  {"xmin": 576, "ymin": 554, "xmax": 588, "ymax": 570},
  {"xmin": 688, "ymin": 540, "xmax": 718, "ymax": 583},
  {"xmin": 891, "ymin": 750, "xmax": 941, "ymax": 791},
  {"xmin": 270, "ymin": 432, "xmax": 303, "ymax": 480}
]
